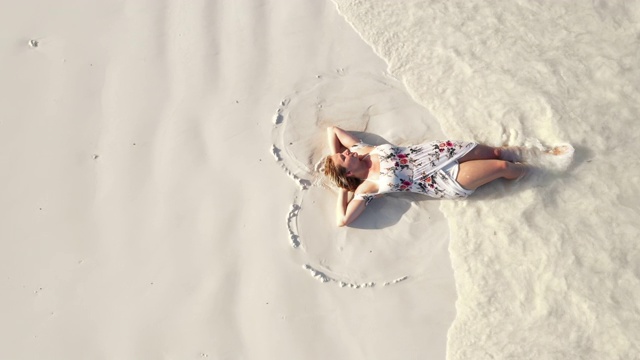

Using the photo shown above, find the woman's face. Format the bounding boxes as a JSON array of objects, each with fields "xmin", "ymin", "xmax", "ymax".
[{"xmin": 331, "ymin": 148, "xmax": 359, "ymax": 173}]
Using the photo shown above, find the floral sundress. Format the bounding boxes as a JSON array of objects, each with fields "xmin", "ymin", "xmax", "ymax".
[{"xmin": 352, "ymin": 140, "xmax": 477, "ymax": 205}]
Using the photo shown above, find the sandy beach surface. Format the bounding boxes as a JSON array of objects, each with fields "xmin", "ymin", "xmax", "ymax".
[
  {"xmin": 2, "ymin": 0, "xmax": 640, "ymax": 359},
  {"xmin": 1, "ymin": 0, "xmax": 453, "ymax": 359}
]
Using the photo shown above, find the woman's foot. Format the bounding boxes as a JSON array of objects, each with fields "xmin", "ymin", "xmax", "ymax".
[
  {"xmin": 545, "ymin": 144, "xmax": 574, "ymax": 171},
  {"xmin": 501, "ymin": 143, "xmax": 574, "ymax": 172},
  {"xmin": 546, "ymin": 145, "xmax": 573, "ymax": 156}
]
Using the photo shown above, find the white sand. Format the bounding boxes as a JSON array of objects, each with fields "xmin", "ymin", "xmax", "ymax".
[
  {"xmin": 4, "ymin": 0, "xmax": 640, "ymax": 359},
  {"xmin": 1, "ymin": 0, "xmax": 456, "ymax": 359}
]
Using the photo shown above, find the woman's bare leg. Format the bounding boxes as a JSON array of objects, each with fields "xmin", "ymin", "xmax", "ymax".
[
  {"xmin": 456, "ymin": 159, "xmax": 528, "ymax": 190},
  {"xmin": 458, "ymin": 145, "xmax": 502, "ymax": 163}
]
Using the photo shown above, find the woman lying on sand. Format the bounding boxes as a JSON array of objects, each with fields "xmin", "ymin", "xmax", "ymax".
[{"xmin": 323, "ymin": 126, "xmax": 570, "ymax": 227}]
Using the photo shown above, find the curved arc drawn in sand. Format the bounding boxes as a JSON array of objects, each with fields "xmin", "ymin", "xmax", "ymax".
[{"xmin": 271, "ymin": 72, "xmax": 451, "ymax": 288}]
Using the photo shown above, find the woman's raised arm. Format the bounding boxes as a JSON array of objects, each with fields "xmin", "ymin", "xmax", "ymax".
[
  {"xmin": 335, "ymin": 189, "xmax": 368, "ymax": 227},
  {"xmin": 326, "ymin": 126, "xmax": 361, "ymax": 154}
]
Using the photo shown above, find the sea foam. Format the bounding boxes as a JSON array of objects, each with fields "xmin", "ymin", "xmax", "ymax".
[{"xmin": 333, "ymin": 1, "xmax": 640, "ymax": 359}]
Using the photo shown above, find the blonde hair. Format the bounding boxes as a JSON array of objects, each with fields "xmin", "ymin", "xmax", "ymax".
[{"xmin": 323, "ymin": 155, "xmax": 361, "ymax": 192}]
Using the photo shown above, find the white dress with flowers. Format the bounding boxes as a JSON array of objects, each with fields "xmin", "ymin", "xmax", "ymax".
[{"xmin": 352, "ymin": 140, "xmax": 477, "ymax": 205}]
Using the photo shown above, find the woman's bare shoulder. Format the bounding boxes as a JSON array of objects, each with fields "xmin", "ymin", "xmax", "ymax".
[{"xmin": 355, "ymin": 178, "xmax": 379, "ymax": 196}]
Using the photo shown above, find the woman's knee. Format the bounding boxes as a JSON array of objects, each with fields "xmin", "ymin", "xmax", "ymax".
[
  {"xmin": 493, "ymin": 160, "xmax": 518, "ymax": 178},
  {"xmin": 478, "ymin": 160, "xmax": 516, "ymax": 182},
  {"xmin": 491, "ymin": 159, "xmax": 512, "ymax": 172},
  {"xmin": 477, "ymin": 145, "xmax": 502, "ymax": 159}
]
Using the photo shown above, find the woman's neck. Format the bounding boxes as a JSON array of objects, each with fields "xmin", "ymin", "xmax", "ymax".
[{"xmin": 353, "ymin": 154, "xmax": 377, "ymax": 180}]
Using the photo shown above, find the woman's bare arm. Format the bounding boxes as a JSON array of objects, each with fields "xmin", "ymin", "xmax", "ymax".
[
  {"xmin": 336, "ymin": 189, "xmax": 349, "ymax": 226},
  {"xmin": 336, "ymin": 189, "xmax": 368, "ymax": 227},
  {"xmin": 327, "ymin": 126, "xmax": 361, "ymax": 154}
]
